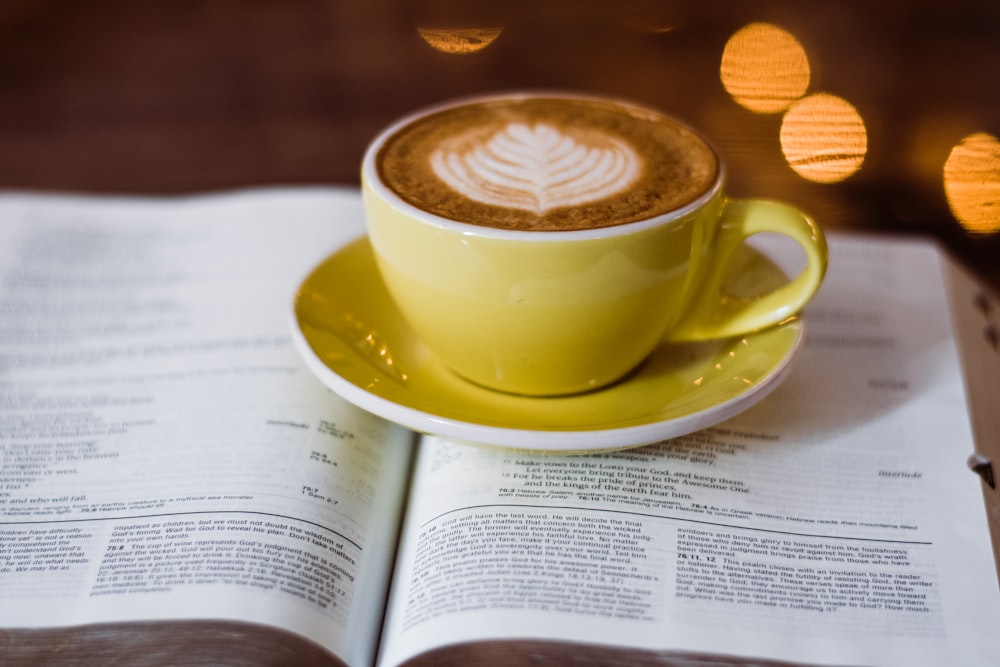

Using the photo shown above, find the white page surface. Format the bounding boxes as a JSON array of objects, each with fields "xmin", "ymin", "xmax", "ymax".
[
  {"xmin": 379, "ymin": 233, "xmax": 1000, "ymax": 667},
  {"xmin": 0, "ymin": 189, "xmax": 413, "ymax": 667}
]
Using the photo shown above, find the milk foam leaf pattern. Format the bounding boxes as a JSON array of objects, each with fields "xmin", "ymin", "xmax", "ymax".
[{"xmin": 430, "ymin": 122, "xmax": 641, "ymax": 214}]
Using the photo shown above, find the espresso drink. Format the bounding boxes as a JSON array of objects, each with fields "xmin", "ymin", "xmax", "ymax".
[{"xmin": 376, "ymin": 96, "xmax": 719, "ymax": 231}]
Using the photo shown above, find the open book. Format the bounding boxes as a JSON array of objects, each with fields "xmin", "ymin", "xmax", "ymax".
[{"xmin": 1, "ymin": 188, "xmax": 997, "ymax": 666}]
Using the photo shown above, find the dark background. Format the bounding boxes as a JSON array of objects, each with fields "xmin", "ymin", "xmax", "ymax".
[{"xmin": 1, "ymin": 0, "xmax": 998, "ymax": 287}]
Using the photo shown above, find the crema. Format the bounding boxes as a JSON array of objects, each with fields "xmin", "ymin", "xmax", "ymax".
[{"xmin": 377, "ymin": 96, "xmax": 718, "ymax": 231}]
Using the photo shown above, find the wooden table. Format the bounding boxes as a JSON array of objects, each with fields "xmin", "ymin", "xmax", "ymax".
[{"xmin": 1, "ymin": 0, "xmax": 998, "ymax": 289}]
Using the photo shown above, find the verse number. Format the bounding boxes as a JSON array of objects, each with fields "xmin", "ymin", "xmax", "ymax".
[{"xmin": 678, "ymin": 553, "xmax": 716, "ymax": 563}]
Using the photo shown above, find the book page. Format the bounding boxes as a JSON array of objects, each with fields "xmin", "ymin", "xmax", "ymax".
[
  {"xmin": 0, "ymin": 189, "xmax": 415, "ymax": 667},
  {"xmin": 377, "ymin": 233, "xmax": 1000, "ymax": 667}
]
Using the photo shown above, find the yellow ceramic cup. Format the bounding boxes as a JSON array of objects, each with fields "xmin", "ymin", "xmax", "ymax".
[{"xmin": 362, "ymin": 94, "xmax": 827, "ymax": 396}]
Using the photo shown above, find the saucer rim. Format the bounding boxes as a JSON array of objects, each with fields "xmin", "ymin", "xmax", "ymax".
[{"xmin": 290, "ymin": 234, "xmax": 804, "ymax": 452}]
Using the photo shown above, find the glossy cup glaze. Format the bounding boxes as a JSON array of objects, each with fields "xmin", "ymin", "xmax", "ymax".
[{"xmin": 361, "ymin": 93, "xmax": 827, "ymax": 396}]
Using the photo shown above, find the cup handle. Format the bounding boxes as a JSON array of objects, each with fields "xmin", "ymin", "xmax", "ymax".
[{"xmin": 666, "ymin": 198, "xmax": 828, "ymax": 342}]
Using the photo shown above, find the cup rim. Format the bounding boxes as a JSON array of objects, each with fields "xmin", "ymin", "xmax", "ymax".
[{"xmin": 361, "ymin": 90, "xmax": 726, "ymax": 241}]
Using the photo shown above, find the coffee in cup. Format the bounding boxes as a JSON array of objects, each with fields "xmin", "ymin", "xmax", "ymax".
[
  {"xmin": 362, "ymin": 92, "xmax": 827, "ymax": 396},
  {"xmin": 376, "ymin": 95, "xmax": 718, "ymax": 232}
]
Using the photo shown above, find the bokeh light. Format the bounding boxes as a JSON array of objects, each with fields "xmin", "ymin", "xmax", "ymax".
[
  {"xmin": 720, "ymin": 23, "xmax": 810, "ymax": 114},
  {"xmin": 416, "ymin": 27, "xmax": 503, "ymax": 54},
  {"xmin": 943, "ymin": 133, "xmax": 1000, "ymax": 236},
  {"xmin": 779, "ymin": 93, "xmax": 867, "ymax": 183}
]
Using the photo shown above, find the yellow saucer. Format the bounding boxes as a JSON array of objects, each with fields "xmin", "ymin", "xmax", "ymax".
[{"xmin": 291, "ymin": 235, "xmax": 804, "ymax": 452}]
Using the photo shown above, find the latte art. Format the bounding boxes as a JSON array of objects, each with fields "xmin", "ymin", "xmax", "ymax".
[
  {"xmin": 376, "ymin": 96, "xmax": 718, "ymax": 230},
  {"xmin": 429, "ymin": 122, "xmax": 641, "ymax": 215}
]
